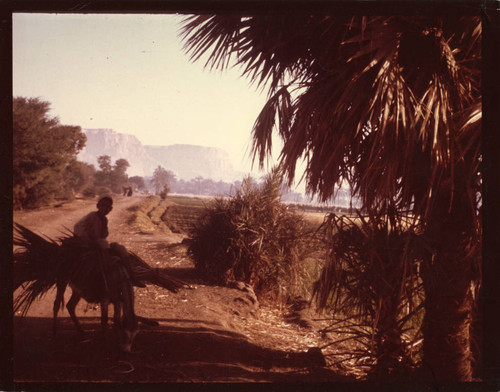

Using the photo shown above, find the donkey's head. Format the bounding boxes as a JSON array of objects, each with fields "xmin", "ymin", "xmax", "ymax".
[{"xmin": 118, "ymin": 316, "xmax": 139, "ymax": 353}]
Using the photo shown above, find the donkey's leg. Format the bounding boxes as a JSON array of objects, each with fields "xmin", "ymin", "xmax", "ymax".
[
  {"xmin": 66, "ymin": 292, "xmax": 85, "ymax": 336},
  {"xmin": 112, "ymin": 300, "xmax": 122, "ymax": 328},
  {"xmin": 101, "ymin": 298, "xmax": 110, "ymax": 330},
  {"xmin": 52, "ymin": 281, "xmax": 67, "ymax": 337},
  {"xmin": 116, "ymin": 266, "xmax": 139, "ymax": 352}
]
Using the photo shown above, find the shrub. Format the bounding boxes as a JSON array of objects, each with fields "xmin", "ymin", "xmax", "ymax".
[
  {"xmin": 97, "ymin": 186, "xmax": 112, "ymax": 197},
  {"xmin": 188, "ymin": 170, "xmax": 310, "ymax": 302},
  {"xmin": 314, "ymin": 207, "xmax": 424, "ymax": 379},
  {"xmin": 57, "ymin": 188, "xmax": 76, "ymax": 202},
  {"xmin": 82, "ymin": 186, "xmax": 97, "ymax": 198}
]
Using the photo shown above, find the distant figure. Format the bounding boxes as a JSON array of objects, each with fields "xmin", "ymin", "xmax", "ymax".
[
  {"xmin": 122, "ymin": 186, "xmax": 133, "ymax": 197},
  {"xmin": 74, "ymin": 196, "xmax": 145, "ymax": 287}
]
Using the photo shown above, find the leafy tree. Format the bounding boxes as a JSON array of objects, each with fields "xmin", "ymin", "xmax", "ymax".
[
  {"xmin": 129, "ymin": 176, "xmax": 146, "ymax": 190},
  {"xmin": 97, "ymin": 155, "xmax": 112, "ymax": 173},
  {"xmin": 152, "ymin": 166, "xmax": 176, "ymax": 194},
  {"xmin": 94, "ymin": 155, "xmax": 112, "ymax": 188},
  {"xmin": 181, "ymin": 15, "xmax": 481, "ymax": 381},
  {"xmin": 13, "ymin": 97, "xmax": 86, "ymax": 209},
  {"xmin": 61, "ymin": 160, "xmax": 96, "ymax": 198},
  {"xmin": 94, "ymin": 155, "xmax": 130, "ymax": 193},
  {"xmin": 110, "ymin": 158, "xmax": 130, "ymax": 193}
]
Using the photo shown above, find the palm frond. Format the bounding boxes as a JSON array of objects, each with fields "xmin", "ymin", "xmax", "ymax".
[
  {"xmin": 313, "ymin": 207, "xmax": 424, "ymax": 376},
  {"xmin": 13, "ymin": 224, "xmax": 63, "ymax": 314},
  {"xmin": 180, "ymin": 15, "xmax": 242, "ymax": 71},
  {"xmin": 182, "ymin": 15, "xmax": 480, "ymax": 221},
  {"xmin": 128, "ymin": 251, "xmax": 186, "ymax": 293}
]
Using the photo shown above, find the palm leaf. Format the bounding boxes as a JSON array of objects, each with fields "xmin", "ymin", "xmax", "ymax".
[
  {"xmin": 13, "ymin": 224, "xmax": 63, "ymax": 315},
  {"xmin": 128, "ymin": 251, "xmax": 187, "ymax": 293},
  {"xmin": 182, "ymin": 15, "xmax": 480, "ymax": 222}
]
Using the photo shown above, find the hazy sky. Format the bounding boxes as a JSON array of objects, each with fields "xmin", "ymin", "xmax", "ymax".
[{"xmin": 13, "ymin": 13, "xmax": 287, "ymax": 180}]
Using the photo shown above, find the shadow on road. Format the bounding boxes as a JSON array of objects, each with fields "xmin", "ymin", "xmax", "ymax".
[{"xmin": 14, "ymin": 316, "xmax": 353, "ymax": 383}]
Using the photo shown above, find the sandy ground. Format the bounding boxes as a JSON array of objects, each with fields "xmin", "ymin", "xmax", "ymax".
[{"xmin": 12, "ymin": 195, "xmax": 356, "ymax": 384}]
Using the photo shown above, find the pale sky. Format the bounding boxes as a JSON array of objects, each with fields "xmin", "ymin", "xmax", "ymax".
[{"xmin": 13, "ymin": 13, "xmax": 289, "ymax": 182}]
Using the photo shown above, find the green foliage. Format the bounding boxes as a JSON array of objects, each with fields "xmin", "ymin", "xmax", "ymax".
[
  {"xmin": 13, "ymin": 97, "xmax": 86, "ymax": 209},
  {"xmin": 61, "ymin": 161, "xmax": 96, "ymax": 197},
  {"xmin": 97, "ymin": 155, "xmax": 112, "ymax": 174},
  {"xmin": 166, "ymin": 195, "xmax": 205, "ymax": 207},
  {"xmin": 129, "ymin": 176, "xmax": 146, "ymax": 190},
  {"xmin": 189, "ymin": 169, "xmax": 309, "ymax": 302},
  {"xmin": 110, "ymin": 158, "xmax": 130, "ymax": 193},
  {"xmin": 82, "ymin": 185, "xmax": 98, "ymax": 198},
  {"xmin": 181, "ymin": 15, "xmax": 482, "ymax": 380},
  {"xmin": 315, "ymin": 207, "xmax": 424, "ymax": 378},
  {"xmin": 94, "ymin": 155, "xmax": 112, "ymax": 188},
  {"xmin": 94, "ymin": 155, "xmax": 130, "ymax": 193},
  {"xmin": 152, "ymin": 166, "xmax": 175, "ymax": 194}
]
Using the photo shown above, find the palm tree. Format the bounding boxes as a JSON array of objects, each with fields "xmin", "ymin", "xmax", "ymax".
[{"xmin": 180, "ymin": 15, "xmax": 481, "ymax": 381}]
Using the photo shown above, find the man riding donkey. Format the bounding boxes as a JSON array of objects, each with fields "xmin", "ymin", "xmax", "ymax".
[
  {"xmin": 72, "ymin": 196, "xmax": 145, "ymax": 289},
  {"xmin": 14, "ymin": 196, "xmax": 186, "ymax": 351}
]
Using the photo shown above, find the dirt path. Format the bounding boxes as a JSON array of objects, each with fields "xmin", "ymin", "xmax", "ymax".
[{"xmin": 13, "ymin": 195, "xmax": 356, "ymax": 383}]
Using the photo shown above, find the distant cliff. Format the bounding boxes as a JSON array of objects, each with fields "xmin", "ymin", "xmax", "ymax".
[{"xmin": 77, "ymin": 128, "xmax": 239, "ymax": 181}]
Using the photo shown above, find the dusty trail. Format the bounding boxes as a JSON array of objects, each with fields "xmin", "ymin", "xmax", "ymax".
[{"xmin": 13, "ymin": 195, "xmax": 355, "ymax": 383}]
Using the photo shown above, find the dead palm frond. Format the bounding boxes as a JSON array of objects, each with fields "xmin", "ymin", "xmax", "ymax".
[{"xmin": 57, "ymin": 233, "xmax": 187, "ymax": 292}]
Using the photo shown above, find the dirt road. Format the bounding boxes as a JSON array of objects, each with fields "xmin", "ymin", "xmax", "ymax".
[{"xmin": 13, "ymin": 195, "xmax": 355, "ymax": 384}]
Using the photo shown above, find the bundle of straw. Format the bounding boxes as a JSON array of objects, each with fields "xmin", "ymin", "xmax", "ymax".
[{"xmin": 128, "ymin": 251, "xmax": 186, "ymax": 293}]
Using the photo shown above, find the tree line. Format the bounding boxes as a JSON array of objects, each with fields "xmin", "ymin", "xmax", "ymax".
[
  {"xmin": 13, "ymin": 97, "xmax": 133, "ymax": 209},
  {"xmin": 131, "ymin": 164, "xmax": 305, "ymax": 203},
  {"xmin": 13, "ymin": 96, "xmax": 305, "ymax": 209}
]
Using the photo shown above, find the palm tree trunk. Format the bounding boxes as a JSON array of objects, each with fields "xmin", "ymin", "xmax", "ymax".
[
  {"xmin": 420, "ymin": 178, "xmax": 477, "ymax": 381},
  {"xmin": 373, "ymin": 295, "xmax": 408, "ymax": 379},
  {"xmin": 422, "ymin": 256, "xmax": 474, "ymax": 381}
]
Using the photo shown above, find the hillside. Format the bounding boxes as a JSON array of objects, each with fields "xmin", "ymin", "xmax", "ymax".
[{"xmin": 78, "ymin": 128, "xmax": 241, "ymax": 181}]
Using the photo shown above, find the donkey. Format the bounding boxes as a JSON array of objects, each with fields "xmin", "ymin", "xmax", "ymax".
[{"xmin": 52, "ymin": 259, "xmax": 140, "ymax": 352}]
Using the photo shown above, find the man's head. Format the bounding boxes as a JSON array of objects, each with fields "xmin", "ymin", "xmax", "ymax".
[{"xmin": 97, "ymin": 196, "xmax": 113, "ymax": 215}]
